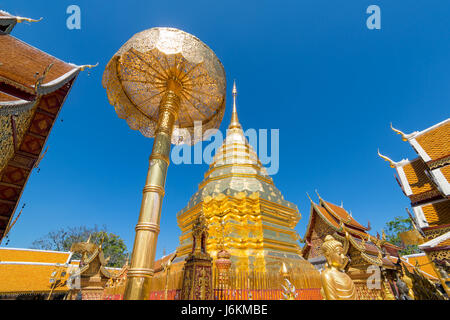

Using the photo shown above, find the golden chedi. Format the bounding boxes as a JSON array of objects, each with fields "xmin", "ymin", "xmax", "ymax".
[
  {"xmin": 175, "ymin": 82, "xmax": 321, "ymax": 287},
  {"xmin": 320, "ymin": 235, "xmax": 356, "ymax": 300}
]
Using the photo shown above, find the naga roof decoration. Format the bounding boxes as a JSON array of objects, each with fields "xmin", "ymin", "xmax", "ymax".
[
  {"xmin": 0, "ymin": 10, "xmax": 41, "ymax": 35},
  {"xmin": 0, "ymin": 20, "xmax": 95, "ymax": 241}
]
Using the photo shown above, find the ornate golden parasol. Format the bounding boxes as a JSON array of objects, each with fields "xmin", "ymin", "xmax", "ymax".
[
  {"xmin": 103, "ymin": 27, "xmax": 226, "ymax": 145},
  {"xmin": 102, "ymin": 27, "xmax": 226, "ymax": 300}
]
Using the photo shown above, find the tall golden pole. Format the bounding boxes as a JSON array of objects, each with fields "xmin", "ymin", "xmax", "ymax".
[
  {"xmin": 102, "ymin": 27, "xmax": 226, "ymax": 300},
  {"xmin": 124, "ymin": 85, "xmax": 180, "ymax": 299}
]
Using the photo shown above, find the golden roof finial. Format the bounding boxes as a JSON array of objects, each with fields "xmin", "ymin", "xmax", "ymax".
[
  {"xmin": 377, "ymin": 149, "xmax": 397, "ymax": 168},
  {"xmin": 390, "ymin": 123, "xmax": 408, "ymax": 141},
  {"xmin": 79, "ymin": 63, "xmax": 99, "ymax": 71},
  {"xmin": 229, "ymin": 80, "xmax": 241, "ymax": 129},
  {"xmin": 314, "ymin": 189, "xmax": 322, "ymax": 201},
  {"xmin": 16, "ymin": 16, "xmax": 43, "ymax": 23},
  {"xmin": 306, "ymin": 192, "xmax": 314, "ymax": 204}
]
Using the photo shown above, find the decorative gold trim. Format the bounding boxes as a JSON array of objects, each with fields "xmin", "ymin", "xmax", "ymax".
[
  {"xmin": 204, "ymin": 163, "xmax": 261, "ymax": 178},
  {"xmin": 135, "ymin": 222, "xmax": 161, "ymax": 233},
  {"xmin": 143, "ymin": 185, "xmax": 165, "ymax": 197},
  {"xmin": 199, "ymin": 172, "xmax": 273, "ymax": 188},
  {"xmin": 149, "ymin": 153, "xmax": 170, "ymax": 165},
  {"xmin": 126, "ymin": 268, "xmax": 154, "ymax": 278},
  {"xmin": 211, "ymin": 155, "xmax": 262, "ymax": 167}
]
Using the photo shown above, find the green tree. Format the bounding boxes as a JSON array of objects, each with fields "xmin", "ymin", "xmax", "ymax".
[
  {"xmin": 31, "ymin": 225, "xmax": 128, "ymax": 267},
  {"xmin": 384, "ymin": 216, "xmax": 421, "ymax": 255}
]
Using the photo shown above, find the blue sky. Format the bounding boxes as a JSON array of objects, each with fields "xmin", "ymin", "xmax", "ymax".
[{"xmin": 2, "ymin": 1, "xmax": 449, "ymax": 259}]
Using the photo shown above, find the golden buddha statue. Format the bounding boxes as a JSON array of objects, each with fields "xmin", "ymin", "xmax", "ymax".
[{"xmin": 320, "ymin": 235, "xmax": 356, "ymax": 300}]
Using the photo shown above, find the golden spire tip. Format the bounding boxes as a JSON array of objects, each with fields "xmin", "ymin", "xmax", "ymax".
[{"xmin": 229, "ymin": 79, "xmax": 241, "ymax": 129}]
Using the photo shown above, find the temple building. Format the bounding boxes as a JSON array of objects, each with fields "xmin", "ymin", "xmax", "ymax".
[
  {"xmin": 379, "ymin": 119, "xmax": 450, "ymax": 295},
  {"xmin": 0, "ymin": 10, "xmax": 93, "ymax": 243},
  {"xmin": 0, "ymin": 242, "xmax": 125, "ymax": 300},
  {"xmin": 302, "ymin": 193, "xmax": 401, "ymax": 299}
]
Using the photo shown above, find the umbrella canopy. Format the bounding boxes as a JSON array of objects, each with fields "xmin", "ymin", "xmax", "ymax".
[{"xmin": 103, "ymin": 27, "xmax": 226, "ymax": 145}]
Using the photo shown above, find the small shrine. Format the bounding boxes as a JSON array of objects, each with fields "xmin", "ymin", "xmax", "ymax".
[{"xmin": 180, "ymin": 214, "xmax": 213, "ymax": 300}]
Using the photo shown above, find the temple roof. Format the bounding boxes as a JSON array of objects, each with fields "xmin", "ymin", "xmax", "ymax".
[
  {"xmin": 416, "ymin": 200, "xmax": 450, "ymax": 228},
  {"xmin": 380, "ymin": 120, "xmax": 450, "ymax": 231},
  {"xmin": 392, "ymin": 119, "xmax": 450, "ymax": 163},
  {"xmin": 177, "ymin": 81, "xmax": 298, "ymax": 216},
  {"xmin": 0, "ymin": 24, "xmax": 92, "ymax": 241},
  {"xmin": 0, "ymin": 35, "xmax": 77, "ymax": 95},
  {"xmin": 389, "ymin": 157, "xmax": 445, "ymax": 206},
  {"xmin": 320, "ymin": 198, "xmax": 369, "ymax": 231},
  {"xmin": 306, "ymin": 193, "xmax": 370, "ymax": 233},
  {"xmin": 303, "ymin": 194, "xmax": 401, "ymax": 262},
  {"xmin": 0, "ymin": 247, "xmax": 72, "ymax": 263},
  {"xmin": 384, "ymin": 120, "xmax": 450, "ymax": 202},
  {"xmin": 0, "ymin": 247, "xmax": 76, "ymax": 295}
]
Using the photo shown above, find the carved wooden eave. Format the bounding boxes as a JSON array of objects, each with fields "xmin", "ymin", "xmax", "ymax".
[
  {"xmin": 0, "ymin": 98, "xmax": 36, "ymax": 116},
  {"xmin": 0, "ymin": 28, "xmax": 94, "ymax": 240}
]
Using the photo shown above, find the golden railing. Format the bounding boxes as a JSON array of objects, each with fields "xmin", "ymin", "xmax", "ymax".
[
  {"xmin": 147, "ymin": 269, "xmax": 184, "ymax": 300},
  {"xmin": 212, "ymin": 268, "xmax": 322, "ymax": 300},
  {"xmin": 103, "ymin": 265, "xmax": 323, "ymax": 300}
]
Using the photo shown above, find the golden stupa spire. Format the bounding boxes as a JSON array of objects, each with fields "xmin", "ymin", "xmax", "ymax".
[{"xmin": 229, "ymin": 80, "xmax": 241, "ymax": 129}]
